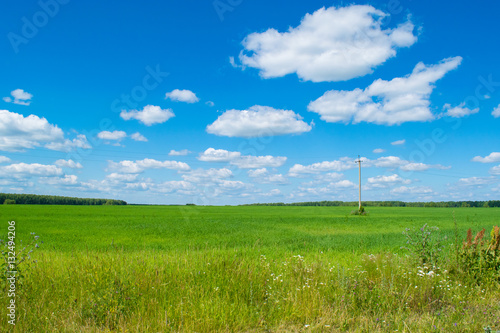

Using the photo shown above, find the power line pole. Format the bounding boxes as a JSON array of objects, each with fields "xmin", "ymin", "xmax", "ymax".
[{"xmin": 355, "ymin": 155, "xmax": 363, "ymax": 210}]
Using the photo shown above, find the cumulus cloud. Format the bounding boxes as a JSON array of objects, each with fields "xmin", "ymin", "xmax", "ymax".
[
  {"xmin": 44, "ymin": 134, "xmax": 91, "ymax": 152},
  {"xmin": 456, "ymin": 176, "xmax": 496, "ymax": 187},
  {"xmin": 391, "ymin": 139, "xmax": 405, "ymax": 145},
  {"xmin": 182, "ymin": 168, "xmax": 233, "ymax": 184},
  {"xmin": 231, "ymin": 155, "xmax": 287, "ymax": 169},
  {"xmin": 472, "ymin": 152, "xmax": 500, "ymax": 163},
  {"xmin": 248, "ymin": 168, "xmax": 288, "ymax": 184},
  {"xmin": 198, "ymin": 148, "xmax": 287, "ymax": 169},
  {"xmin": 492, "ymin": 105, "xmax": 500, "ymax": 118},
  {"xmin": 391, "ymin": 186, "xmax": 433, "ymax": 195},
  {"xmin": 108, "ymin": 158, "xmax": 190, "ymax": 174},
  {"xmin": 0, "ymin": 156, "xmax": 11, "ymax": 163},
  {"xmin": 39, "ymin": 175, "xmax": 79, "ymax": 186},
  {"xmin": 165, "ymin": 89, "xmax": 199, "ymax": 103},
  {"xmin": 3, "ymin": 89, "xmax": 33, "ymax": 106},
  {"xmin": 366, "ymin": 174, "xmax": 411, "ymax": 189},
  {"xmin": 490, "ymin": 165, "xmax": 500, "ymax": 175},
  {"xmin": 130, "ymin": 132, "xmax": 148, "ymax": 142},
  {"xmin": 0, "ymin": 110, "xmax": 90, "ymax": 152},
  {"xmin": 169, "ymin": 149, "xmax": 190, "ymax": 156},
  {"xmin": 289, "ymin": 158, "xmax": 356, "ymax": 177},
  {"xmin": 198, "ymin": 148, "xmax": 241, "ymax": 162},
  {"xmin": 373, "ymin": 148, "xmax": 385, "ymax": 153},
  {"xmin": 0, "ymin": 163, "xmax": 63, "ymax": 177},
  {"xmin": 308, "ymin": 57, "xmax": 462, "ymax": 125},
  {"xmin": 105, "ymin": 173, "xmax": 139, "ymax": 182},
  {"xmin": 120, "ymin": 105, "xmax": 174, "ymax": 126},
  {"xmin": 98, "ymin": 131, "xmax": 127, "ymax": 141},
  {"xmin": 206, "ymin": 105, "xmax": 312, "ymax": 138},
  {"xmin": 237, "ymin": 5, "xmax": 417, "ymax": 82},
  {"xmin": 442, "ymin": 102, "xmax": 479, "ymax": 118},
  {"xmin": 55, "ymin": 159, "xmax": 83, "ymax": 169}
]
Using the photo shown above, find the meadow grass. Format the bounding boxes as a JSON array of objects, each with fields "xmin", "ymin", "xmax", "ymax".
[{"xmin": 0, "ymin": 205, "xmax": 499, "ymax": 332}]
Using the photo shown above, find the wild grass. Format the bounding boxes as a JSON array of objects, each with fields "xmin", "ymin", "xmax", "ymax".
[{"xmin": 0, "ymin": 205, "xmax": 499, "ymax": 332}]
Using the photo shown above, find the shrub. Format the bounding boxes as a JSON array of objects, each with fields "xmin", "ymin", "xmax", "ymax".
[
  {"xmin": 458, "ymin": 226, "xmax": 500, "ymax": 284},
  {"xmin": 3, "ymin": 199, "xmax": 15, "ymax": 205}
]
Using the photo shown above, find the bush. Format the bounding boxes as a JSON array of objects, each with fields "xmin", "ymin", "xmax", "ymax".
[
  {"xmin": 457, "ymin": 226, "xmax": 500, "ymax": 284},
  {"xmin": 3, "ymin": 199, "xmax": 15, "ymax": 205}
]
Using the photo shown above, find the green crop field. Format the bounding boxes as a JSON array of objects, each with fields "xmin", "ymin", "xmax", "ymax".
[{"xmin": 0, "ymin": 205, "xmax": 499, "ymax": 332}]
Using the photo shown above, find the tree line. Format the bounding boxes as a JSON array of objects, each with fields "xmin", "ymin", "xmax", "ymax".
[
  {"xmin": 244, "ymin": 200, "xmax": 500, "ymax": 208},
  {"xmin": 1, "ymin": 193, "xmax": 127, "ymax": 206}
]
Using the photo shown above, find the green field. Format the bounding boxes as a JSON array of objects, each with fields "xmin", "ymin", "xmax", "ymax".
[{"xmin": 0, "ymin": 205, "xmax": 499, "ymax": 332}]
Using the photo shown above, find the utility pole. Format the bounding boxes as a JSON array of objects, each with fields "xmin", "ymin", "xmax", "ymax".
[{"xmin": 355, "ymin": 155, "xmax": 362, "ymax": 210}]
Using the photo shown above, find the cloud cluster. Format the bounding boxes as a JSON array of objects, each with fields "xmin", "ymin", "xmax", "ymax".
[
  {"xmin": 472, "ymin": 152, "xmax": 500, "ymax": 163},
  {"xmin": 442, "ymin": 102, "xmax": 479, "ymax": 118},
  {"xmin": 120, "ymin": 105, "xmax": 174, "ymax": 126},
  {"xmin": 0, "ymin": 110, "xmax": 90, "ymax": 152},
  {"xmin": 3, "ymin": 89, "xmax": 32, "ymax": 106},
  {"xmin": 308, "ymin": 57, "xmax": 462, "ymax": 125},
  {"xmin": 206, "ymin": 105, "xmax": 312, "ymax": 138},
  {"xmin": 238, "ymin": 5, "xmax": 417, "ymax": 82},
  {"xmin": 198, "ymin": 148, "xmax": 287, "ymax": 169},
  {"xmin": 165, "ymin": 89, "xmax": 199, "ymax": 103},
  {"xmin": 108, "ymin": 158, "xmax": 190, "ymax": 174}
]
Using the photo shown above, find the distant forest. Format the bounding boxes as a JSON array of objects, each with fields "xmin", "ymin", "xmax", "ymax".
[
  {"xmin": 244, "ymin": 200, "xmax": 500, "ymax": 208},
  {"xmin": 0, "ymin": 193, "xmax": 127, "ymax": 206}
]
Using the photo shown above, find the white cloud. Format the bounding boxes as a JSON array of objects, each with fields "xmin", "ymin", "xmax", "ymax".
[
  {"xmin": 198, "ymin": 148, "xmax": 287, "ymax": 169},
  {"xmin": 492, "ymin": 105, "xmax": 500, "ymax": 118},
  {"xmin": 262, "ymin": 189, "xmax": 282, "ymax": 197},
  {"xmin": 0, "ymin": 110, "xmax": 90, "ymax": 152},
  {"xmin": 457, "ymin": 176, "xmax": 496, "ymax": 187},
  {"xmin": 490, "ymin": 165, "xmax": 500, "ymax": 175},
  {"xmin": 231, "ymin": 155, "xmax": 287, "ymax": 169},
  {"xmin": 472, "ymin": 152, "xmax": 500, "ymax": 163},
  {"xmin": 0, "ymin": 156, "xmax": 11, "ymax": 163},
  {"xmin": 120, "ymin": 105, "xmax": 174, "ymax": 126},
  {"xmin": 289, "ymin": 158, "xmax": 355, "ymax": 177},
  {"xmin": 55, "ymin": 159, "xmax": 83, "ymax": 169},
  {"xmin": 248, "ymin": 168, "xmax": 288, "ymax": 184},
  {"xmin": 108, "ymin": 158, "xmax": 190, "ymax": 174},
  {"xmin": 130, "ymin": 132, "xmax": 148, "ymax": 142},
  {"xmin": 206, "ymin": 101, "xmax": 215, "ymax": 107},
  {"xmin": 182, "ymin": 168, "xmax": 233, "ymax": 184},
  {"xmin": 366, "ymin": 174, "xmax": 411, "ymax": 189},
  {"xmin": 156, "ymin": 180, "xmax": 196, "ymax": 194},
  {"xmin": 105, "ymin": 173, "xmax": 139, "ymax": 182},
  {"xmin": 399, "ymin": 162, "xmax": 449, "ymax": 171},
  {"xmin": 44, "ymin": 134, "xmax": 91, "ymax": 152},
  {"xmin": 373, "ymin": 148, "xmax": 385, "ymax": 153},
  {"xmin": 0, "ymin": 163, "xmax": 62, "ymax": 177},
  {"xmin": 391, "ymin": 139, "xmax": 406, "ymax": 145},
  {"xmin": 169, "ymin": 149, "xmax": 190, "ymax": 156},
  {"xmin": 3, "ymin": 89, "xmax": 33, "ymax": 106},
  {"xmin": 368, "ymin": 156, "xmax": 407, "ymax": 168},
  {"xmin": 391, "ymin": 186, "xmax": 433, "ymax": 195},
  {"xmin": 39, "ymin": 175, "xmax": 79, "ymax": 186},
  {"xmin": 165, "ymin": 89, "xmax": 199, "ymax": 103},
  {"xmin": 237, "ymin": 5, "xmax": 417, "ymax": 82},
  {"xmin": 308, "ymin": 57, "xmax": 462, "ymax": 125},
  {"xmin": 198, "ymin": 148, "xmax": 241, "ymax": 162},
  {"xmin": 98, "ymin": 130, "xmax": 127, "ymax": 141},
  {"xmin": 206, "ymin": 105, "xmax": 312, "ymax": 138},
  {"xmin": 442, "ymin": 102, "xmax": 479, "ymax": 118}
]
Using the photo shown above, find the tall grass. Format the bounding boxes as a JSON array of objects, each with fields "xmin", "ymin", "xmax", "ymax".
[{"xmin": 0, "ymin": 206, "xmax": 498, "ymax": 331}]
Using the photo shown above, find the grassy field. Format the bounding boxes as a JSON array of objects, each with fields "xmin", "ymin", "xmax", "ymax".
[{"xmin": 0, "ymin": 205, "xmax": 499, "ymax": 332}]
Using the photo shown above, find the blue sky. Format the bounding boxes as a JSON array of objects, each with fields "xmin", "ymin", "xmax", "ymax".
[{"xmin": 1, "ymin": 0, "xmax": 499, "ymax": 205}]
